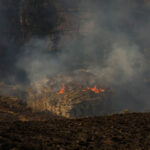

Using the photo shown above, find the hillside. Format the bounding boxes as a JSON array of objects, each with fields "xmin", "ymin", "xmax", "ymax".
[
  {"xmin": 0, "ymin": 112, "xmax": 150, "ymax": 149},
  {"xmin": 0, "ymin": 96, "xmax": 61, "ymax": 121},
  {"xmin": 0, "ymin": 97, "xmax": 149, "ymax": 149}
]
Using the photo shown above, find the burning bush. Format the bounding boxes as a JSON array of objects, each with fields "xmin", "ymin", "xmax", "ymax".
[{"xmin": 26, "ymin": 70, "xmax": 113, "ymax": 118}]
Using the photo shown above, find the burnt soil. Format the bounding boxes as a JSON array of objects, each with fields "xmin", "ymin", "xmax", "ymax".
[{"xmin": 0, "ymin": 97, "xmax": 150, "ymax": 149}]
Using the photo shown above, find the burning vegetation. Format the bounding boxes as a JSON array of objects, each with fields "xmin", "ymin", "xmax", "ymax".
[
  {"xmin": 57, "ymin": 83, "xmax": 105, "ymax": 94},
  {"xmin": 25, "ymin": 71, "xmax": 113, "ymax": 118}
]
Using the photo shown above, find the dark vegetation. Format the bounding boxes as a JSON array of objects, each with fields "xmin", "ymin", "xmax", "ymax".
[{"xmin": 0, "ymin": 96, "xmax": 60, "ymax": 121}]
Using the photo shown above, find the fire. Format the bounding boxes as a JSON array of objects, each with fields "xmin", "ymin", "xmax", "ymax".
[
  {"xmin": 58, "ymin": 83, "xmax": 65, "ymax": 94},
  {"xmin": 57, "ymin": 83, "xmax": 105, "ymax": 94},
  {"xmin": 91, "ymin": 85, "xmax": 99, "ymax": 94},
  {"xmin": 99, "ymin": 89, "xmax": 105, "ymax": 93},
  {"xmin": 82, "ymin": 85, "xmax": 105, "ymax": 94}
]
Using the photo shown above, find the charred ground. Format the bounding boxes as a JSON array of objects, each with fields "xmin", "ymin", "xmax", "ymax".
[
  {"xmin": 1, "ymin": 113, "xmax": 150, "ymax": 149},
  {"xmin": 0, "ymin": 97, "xmax": 149, "ymax": 149}
]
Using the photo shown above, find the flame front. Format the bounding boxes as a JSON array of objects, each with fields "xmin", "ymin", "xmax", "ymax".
[{"xmin": 58, "ymin": 83, "xmax": 105, "ymax": 94}]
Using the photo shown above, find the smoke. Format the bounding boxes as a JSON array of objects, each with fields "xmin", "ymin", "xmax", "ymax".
[
  {"xmin": 0, "ymin": 0, "xmax": 150, "ymax": 112},
  {"xmin": 0, "ymin": 0, "xmax": 28, "ymax": 84}
]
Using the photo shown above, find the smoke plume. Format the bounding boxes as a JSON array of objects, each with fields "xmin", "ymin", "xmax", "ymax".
[{"xmin": 0, "ymin": 0, "xmax": 150, "ymax": 112}]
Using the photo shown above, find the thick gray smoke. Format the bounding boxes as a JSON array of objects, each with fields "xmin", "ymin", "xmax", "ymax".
[
  {"xmin": 0, "ymin": 0, "xmax": 57, "ymax": 84},
  {"xmin": 0, "ymin": 0, "xmax": 150, "ymax": 112},
  {"xmin": 0, "ymin": 0, "xmax": 28, "ymax": 84},
  {"xmin": 17, "ymin": 0, "xmax": 150, "ymax": 112}
]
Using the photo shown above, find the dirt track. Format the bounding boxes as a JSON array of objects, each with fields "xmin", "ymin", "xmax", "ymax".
[{"xmin": 0, "ymin": 113, "xmax": 150, "ymax": 150}]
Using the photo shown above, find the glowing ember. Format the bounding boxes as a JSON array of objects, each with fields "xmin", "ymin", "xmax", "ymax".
[
  {"xmin": 82, "ymin": 89, "xmax": 87, "ymax": 92},
  {"xmin": 99, "ymin": 89, "xmax": 105, "ymax": 93}
]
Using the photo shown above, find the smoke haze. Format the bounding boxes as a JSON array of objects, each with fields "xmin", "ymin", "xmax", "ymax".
[{"xmin": 0, "ymin": 0, "xmax": 150, "ymax": 112}]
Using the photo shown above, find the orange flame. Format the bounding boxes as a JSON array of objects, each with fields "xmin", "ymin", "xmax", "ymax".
[
  {"xmin": 91, "ymin": 85, "xmax": 99, "ymax": 94},
  {"xmin": 99, "ymin": 89, "xmax": 105, "ymax": 93},
  {"xmin": 58, "ymin": 83, "xmax": 65, "ymax": 94},
  {"xmin": 82, "ymin": 85, "xmax": 105, "ymax": 94},
  {"xmin": 57, "ymin": 83, "xmax": 105, "ymax": 94}
]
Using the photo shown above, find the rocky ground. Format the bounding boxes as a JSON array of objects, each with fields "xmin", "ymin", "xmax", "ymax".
[{"xmin": 0, "ymin": 96, "xmax": 150, "ymax": 149}]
